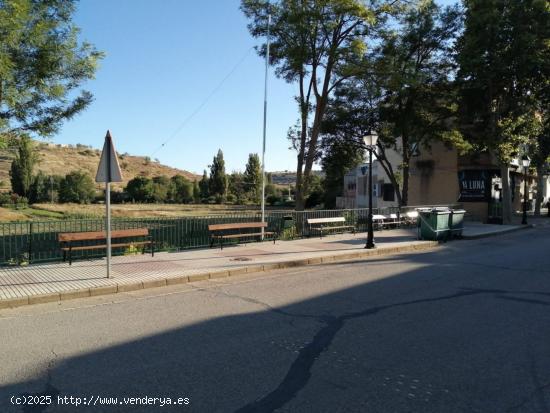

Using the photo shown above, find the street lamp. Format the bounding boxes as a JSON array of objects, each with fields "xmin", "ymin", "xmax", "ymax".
[
  {"xmin": 363, "ymin": 132, "xmax": 378, "ymax": 249},
  {"xmin": 521, "ymin": 154, "xmax": 530, "ymax": 225}
]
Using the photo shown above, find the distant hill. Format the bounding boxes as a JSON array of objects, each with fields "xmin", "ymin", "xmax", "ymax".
[
  {"xmin": 269, "ymin": 170, "xmax": 324, "ymax": 186},
  {"xmin": 0, "ymin": 140, "xmax": 199, "ymax": 191}
]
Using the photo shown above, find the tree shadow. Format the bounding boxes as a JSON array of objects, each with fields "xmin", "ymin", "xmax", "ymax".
[{"xmin": 1, "ymin": 244, "xmax": 549, "ymax": 413}]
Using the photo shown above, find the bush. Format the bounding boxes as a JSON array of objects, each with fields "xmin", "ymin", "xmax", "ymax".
[
  {"xmin": 59, "ymin": 171, "xmax": 96, "ymax": 204},
  {"xmin": 125, "ymin": 176, "xmax": 154, "ymax": 202}
]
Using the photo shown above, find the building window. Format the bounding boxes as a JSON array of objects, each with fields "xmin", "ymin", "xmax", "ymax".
[{"xmin": 383, "ymin": 183, "xmax": 395, "ymax": 201}]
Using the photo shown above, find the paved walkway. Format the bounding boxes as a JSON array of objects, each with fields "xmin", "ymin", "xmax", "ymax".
[
  {"xmin": 0, "ymin": 229, "xmax": 435, "ymax": 307},
  {"xmin": 0, "ymin": 221, "xmax": 535, "ymax": 308}
]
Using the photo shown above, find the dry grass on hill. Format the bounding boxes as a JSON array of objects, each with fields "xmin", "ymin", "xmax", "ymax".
[
  {"xmin": 0, "ymin": 141, "xmax": 199, "ymax": 192},
  {"xmin": 31, "ymin": 203, "xmax": 274, "ymax": 219}
]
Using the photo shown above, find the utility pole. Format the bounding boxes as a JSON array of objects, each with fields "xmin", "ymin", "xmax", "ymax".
[{"xmin": 261, "ymin": 13, "xmax": 271, "ymax": 240}]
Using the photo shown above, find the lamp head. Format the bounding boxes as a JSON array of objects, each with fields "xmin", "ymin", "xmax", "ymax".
[
  {"xmin": 363, "ymin": 132, "xmax": 378, "ymax": 147},
  {"xmin": 521, "ymin": 154, "xmax": 530, "ymax": 168}
]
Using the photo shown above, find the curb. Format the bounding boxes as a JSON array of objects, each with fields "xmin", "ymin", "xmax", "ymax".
[
  {"xmin": 0, "ymin": 241, "xmax": 438, "ymax": 310},
  {"xmin": 462, "ymin": 224, "xmax": 533, "ymax": 240}
]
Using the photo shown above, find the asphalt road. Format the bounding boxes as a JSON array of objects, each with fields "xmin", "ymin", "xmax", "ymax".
[{"xmin": 1, "ymin": 226, "xmax": 549, "ymax": 413}]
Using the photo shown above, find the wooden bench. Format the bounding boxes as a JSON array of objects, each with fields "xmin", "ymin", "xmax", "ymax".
[
  {"xmin": 307, "ymin": 217, "xmax": 355, "ymax": 238},
  {"xmin": 208, "ymin": 222, "xmax": 276, "ymax": 250},
  {"xmin": 59, "ymin": 228, "xmax": 153, "ymax": 265}
]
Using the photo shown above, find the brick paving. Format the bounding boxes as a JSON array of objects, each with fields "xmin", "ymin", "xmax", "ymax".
[
  {"xmin": 0, "ymin": 221, "xmax": 533, "ymax": 307},
  {"xmin": 0, "ymin": 229, "xmax": 429, "ymax": 303}
]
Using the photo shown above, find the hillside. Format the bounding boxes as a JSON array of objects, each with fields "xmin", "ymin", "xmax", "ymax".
[
  {"xmin": 0, "ymin": 141, "xmax": 199, "ymax": 191},
  {"xmin": 270, "ymin": 170, "xmax": 324, "ymax": 186}
]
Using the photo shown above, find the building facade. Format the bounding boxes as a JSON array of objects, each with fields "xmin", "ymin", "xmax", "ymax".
[{"xmin": 337, "ymin": 139, "xmax": 548, "ymax": 223}]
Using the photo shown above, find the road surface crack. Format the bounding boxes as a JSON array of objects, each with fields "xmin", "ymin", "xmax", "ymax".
[{"xmin": 234, "ymin": 287, "xmax": 550, "ymax": 413}]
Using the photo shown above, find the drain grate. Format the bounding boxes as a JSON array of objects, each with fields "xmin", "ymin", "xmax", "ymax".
[{"xmin": 231, "ymin": 257, "xmax": 253, "ymax": 262}]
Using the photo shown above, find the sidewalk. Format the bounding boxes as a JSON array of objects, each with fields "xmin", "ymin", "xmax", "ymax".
[
  {"xmin": 0, "ymin": 229, "xmax": 436, "ymax": 309},
  {"xmin": 0, "ymin": 220, "xmax": 537, "ymax": 309}
]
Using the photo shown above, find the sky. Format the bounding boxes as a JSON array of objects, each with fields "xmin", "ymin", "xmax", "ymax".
[{"xmin": 56, "ymin": 0, "xmax": 458, "ymax": 175}]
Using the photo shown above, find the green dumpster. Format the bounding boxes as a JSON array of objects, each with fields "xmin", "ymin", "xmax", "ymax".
[
  {"xmin": 448, "ymin": 209, "xmax": 466, "ymax": 238},
  {"xmin": 417, "ymin": 208, "xmax": 451, "ymax": 240}
]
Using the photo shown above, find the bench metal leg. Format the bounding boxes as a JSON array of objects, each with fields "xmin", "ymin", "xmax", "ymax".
[{"xmin": 69, "ymin": 245, "xmax": 72, "ymax": 266}]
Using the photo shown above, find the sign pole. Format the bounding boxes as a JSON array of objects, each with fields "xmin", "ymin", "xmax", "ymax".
[
  {"xmin": 96, "ymin": 130, "xmax": 123, "ymax": 279},
  {"xmin": 106, "ymin": 181, "xmax": 111, "ymax": 278}
]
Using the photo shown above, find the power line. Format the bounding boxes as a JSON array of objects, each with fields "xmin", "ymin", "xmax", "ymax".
[{"xmin": 151, "ymin": 46, "xmax": 254, "ymax": 157}]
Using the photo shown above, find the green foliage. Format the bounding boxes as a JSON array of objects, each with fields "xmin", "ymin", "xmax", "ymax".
[
  {"xmin": 456, "ymin": 0, "xmax": 549, "ymax": 162},
  {"xmin": 321, "ymin": 137, "xmax": 364, "ymax": 208},
  {"xmin": 228, "ymin": 172, "xmax": 247, "ymax": 205},
  {"xmin": 199, "ymin": 170, "xmax": 209, "ymax": 200},
  {"xmin": 243, "ymin": 153, "xmax": 262, "ymax": 203},
  {"xmin": 0, "ymin": 0, "xmax": 104, "ymax": 138},
  {"xmin": 241, "ymin": 0, "xmax": 386, "ymax": 209},
  {"xmin": 209, "ymin": 149, "xmax": 227, "ymax": 198},
  {"xmin": 280, "ymin": 226, "xmax": 297, "ymax": 241},
  {"xmin": 29, "ymin": 171, "xmax": 51, "ymax": 203},
  {"xmin": 151, "ymin": 175, "xmax": 170, "ymax": 203},
  {"xmin": 192, "ymin": 180, "xmax": 201, "ymax": 203},
  {"xmin": 59, "ymin": 171, "xmax": 95, "ymax": 204},
  {"xmin": 169, "ymin": 175, "xmax": 193, "ymax": 203},
  {"xmin": 124, "ymin": 243, "xmax": 143, "ymax": 255},
  {"xmin": 9, "ymin": 135, "xmax": 38, "ymax": 197},
  {"xmin": 304, "ymin": 175, "xmax": 324, "ymax": 208},
  {"xmin": 125, "ymin": 176, "xmax": 154, "ymax": 202}
]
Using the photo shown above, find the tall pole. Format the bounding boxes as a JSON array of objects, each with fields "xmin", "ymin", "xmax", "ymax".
[
  {"xmin": 366, "ymin": 148, "xmax": 375, "ymax": 249},
  {"xmin": 521, "ymin": 166, "xmax": 528, "ymax": 225},
  {"xmin": 260, "ymin": 13, "xmax": 271, "ymax": 240},
  {"xmin": 106, "ymin": 181, "xmax": 111, "ymax": 277}
]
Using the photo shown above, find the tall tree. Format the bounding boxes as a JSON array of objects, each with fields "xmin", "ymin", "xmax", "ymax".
[
  {"xmin": 374, "ymin": 0, "xmax": 462, "ymax": 206},
  {"xmin": 455, "ymin": 0, "xmax": 550, "ymax": 223},
  {"xmin": 209, "ymin": 149, "xmax": 227, "ymax": 198},
  {"xmin": 0, "ymin": 0, "xmax": 104, "ymax": 140},
  {"xmin": 199, "ymin": 170, "xmax": 209, "ymax": 200},
  {"xmin": 243, "ymin": 153, "xmax": 262, "ymax": 203},
  {"xmin": 242, "ymin": 0, "xmax": 384, "ymax": 209},
  {"xmin": 9, "ymin": 135, "xmax": 38, "ymax": 197},
  {"xmin": 321, "ymin": 0, "xmax": 462, "ymax": 207}
]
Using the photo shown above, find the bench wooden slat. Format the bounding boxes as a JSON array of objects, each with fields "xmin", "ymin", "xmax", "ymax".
[
  {"xmin": 61, "ymin": 241, "xmax": 151, "ymax": 252},
  {"xmin": 59, "ymin": 228, "xmax": 149, "ymax": 242},
  {"xmin": 208, "ymin": 222, "xmax": 268, "ymax": 231},
  {"xmin": 310, "ymin": 225, "xmax": 354, "ymax": 231},
  {"xmin": 307, "ymin": 217, "xmax": 346, "ymax": 224},
  {"xmin": 212, "ymin": 231, "xmax": 274, "ymax": 239}
]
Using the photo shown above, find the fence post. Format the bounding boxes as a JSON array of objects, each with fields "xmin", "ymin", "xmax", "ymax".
[{"xmin": 28, "ymin": 222, "xmax": 33, "ymax": 264}]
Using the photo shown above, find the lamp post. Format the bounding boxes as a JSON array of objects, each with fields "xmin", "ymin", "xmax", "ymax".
[
  {"xmin": 363, "ymin": 132, "xmax": 378, "ymax": 249},
  {"xmin": 521, "ymin": 154, "xmax": 530, "ymax": 225}
]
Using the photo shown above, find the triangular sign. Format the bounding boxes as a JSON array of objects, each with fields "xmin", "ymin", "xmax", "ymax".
[{"xmin": 96, "ymin": 130, "xmax": 123, "ymax": 183}]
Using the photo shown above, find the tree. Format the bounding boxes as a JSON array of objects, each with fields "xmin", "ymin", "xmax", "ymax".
[
  {"xmin": 374, "ymin": 0, "xmax": 462, "ymax": 206},
  {"xmin": 10, "ymin": 135, "xmax": 38, "ymax": 197},
  {"xmin": 243, "ymin": 153, "xmax": 262, "ymax": 203},
  {"xmin": 320, "ymin": 136, "xmax": 364, "ymax": 208},
  {"xmin": 192, "ymin": 180, "xmax": 201, "ymax": 203},
  {"xmin": 59, "ymin": 171, "xmax": 95, "ymax": 203},
  {"xmin": 151, "ymin": 176, "xmax": 170, "ymax": 203},
  {"xmin": 455, "ymin": 0, "xmax": 550, "ymax": 223},
  {"xmin": 125, "ymin": 176, "xmax": 154, "ymax": 202},
  {"xmin": 228, "ymin": 172, "xmax": 247, "ymax": 204},
  {"xmin": 169, "ymin": 175, "xmax": 193, "ymax": 204},
  {"xmin": 320, "ymin": 1, "xmax": 461, "ymax": 207},
  {"xmin": 0, "ymin": 0, "xmax": 103, "ymax": 140},
  {"xmin": 242, "ymin": 0, "xmax": 384, "ymax": 209},
  {"xmin": 199, "ymin": 170, "xmax": 209, "ymax": 201},
  {"xmin": 304, "ymin": 174, "xmax": 324, "ymax": 208},
  {"xmin": 209, "ymin": 149, "xmax": 227, "ymax": 198},
  {"xmin": 29, "ymin": 171, "xmax": 50, "ymax": 203}
]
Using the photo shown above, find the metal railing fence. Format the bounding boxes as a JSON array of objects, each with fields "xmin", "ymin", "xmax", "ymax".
[{"xmin": 0, "ymin": 205, "xmax": 461, "ymax": 266}]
